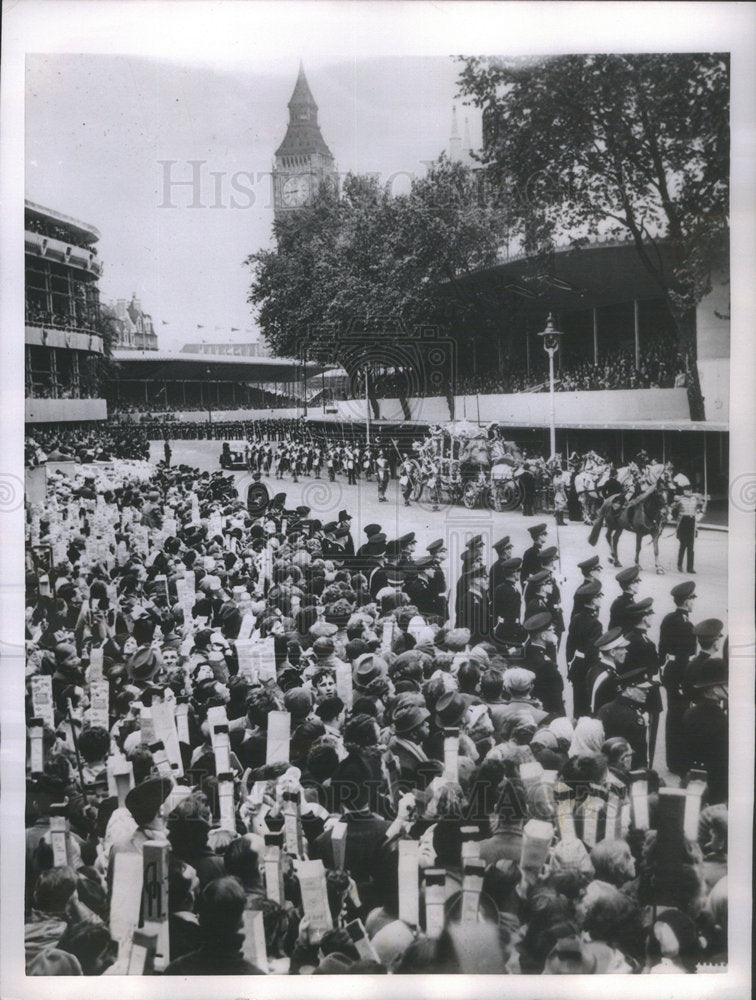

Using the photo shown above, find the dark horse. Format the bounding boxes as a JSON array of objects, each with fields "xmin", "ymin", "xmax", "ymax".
[{"xmin": 588, "ymin": 482, "xmax": 671, "ymax": 573}]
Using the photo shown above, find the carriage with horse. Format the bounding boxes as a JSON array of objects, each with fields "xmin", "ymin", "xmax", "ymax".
[{"xmin": 404, "ymin": 421, "xmax": 529, "ymax": 510}]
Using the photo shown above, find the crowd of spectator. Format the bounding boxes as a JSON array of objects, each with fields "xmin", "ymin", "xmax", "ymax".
[
  {"xmin": 26, "ymin": 305, "xmax": 101, "ymax": 336},
  {"xmin": 20, "ymin": 431, "xmax": 729, "ymax": 976},
  {"xmin": 25, "ymin": 426, "xmax": 151, "ymax": 467},
  {"xmin": 26, "ymin": 214, "xmax": 99, "ymax": 252}
]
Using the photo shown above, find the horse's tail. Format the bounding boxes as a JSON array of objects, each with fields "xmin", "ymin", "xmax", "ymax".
[{"xmin": 588, "ymin": 506, "xmax": 606, "ymax": 547}]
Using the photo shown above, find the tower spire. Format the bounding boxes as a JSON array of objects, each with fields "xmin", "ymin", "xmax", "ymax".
[{"xmin": 449, "ymin": 105, "xmax": 461, "ymax": 162}]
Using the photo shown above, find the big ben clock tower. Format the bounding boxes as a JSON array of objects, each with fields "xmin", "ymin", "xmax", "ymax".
[{"xmin": 273, "ymin": 63, "xmax": 338, "ymax": 218}]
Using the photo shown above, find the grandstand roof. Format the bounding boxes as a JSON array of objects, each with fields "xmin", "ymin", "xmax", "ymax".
[
  {"xmin": 446, "ymin": 239, "xmax": 680, "ymax": 311},
  {"xmin": 25, "ymin": 199, "xmax": 101, "ymax": 244},
  {"xmin": 111, "ymin": 350, "xmax": 323, "ymax": 383}
]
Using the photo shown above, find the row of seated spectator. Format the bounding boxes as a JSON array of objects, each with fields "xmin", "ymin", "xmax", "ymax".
[
  {"xmin": 26, "ymin": 306, "xmax": 101, "ymax": 335},
  {"xmin": 25, "ymin": 425, "xmax": 151, "ymax": 466},
  {"xmin": 26, "ymin": 215, "xmax": 98, "ymax": 252},
  {"xmin": 27, "ymin": 384, "xmax": 101, "ymax": 401}
]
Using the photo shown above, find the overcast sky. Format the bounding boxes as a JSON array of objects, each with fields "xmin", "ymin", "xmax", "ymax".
[{"xmin": 26, "ymin": 52, "xmax": 480, "ymax": 351}]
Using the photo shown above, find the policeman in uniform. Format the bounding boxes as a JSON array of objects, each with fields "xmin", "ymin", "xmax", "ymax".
[
  {"xmin": 523, "ymin": 568, "xmax": 552, "ymax": 621},
  {"xmin": 609, "ymin": 565, "xmax": 641, "ymax": 630},
  {"xmin": 521, "ymin": 523, "xmax": 548, "ymax": 586},
  {"xmin": 573, "ymin": 555, "xmax": 602, "ymax": 606},
  {"xmin": 492, "ymin": 557, "xmax": 522, "ymax": 631},
  {"xmin": 597, "ymin": 668, "xmax": 650, "ymax": 769},
  {"xmin": 366, "ymin": 534, "xmax": 390, "ymax": 601},
  {"xmin": 523, "ymin": 611, "xmax": 565, "ymax": 716},
  {"xmin": 355, "ymin": 524, "xmax": 383, "ymax": 566},
  {"xmin": 488, "ymin": 536, "xmax": 514, "ymax": 603},
  {"xmin": 586, "ymin": 628, "xmax": 630, "ymax": 714},
  {"xmin": 425, "ymin": 539, "xmax": 449, "ymax": 620},
  {"xmin": 659, "ymin": 580, "xmax": 697, "ymax": 775},
  {"xmin": 455, "ymin": 547, "xmax": 484, "ymax": 629},
  {"xmin": 540, "ymin": 546, "xmax": 564, "ymax": 651},
  {"xmin": 402, "ymin": 556, "xmax": 437, "ymax": 616},
  {"xmin": 681, "ymin": 657, "xmax": 728, "ymax": 804},
  {"xmin": 566, "ymin": 578, "xmax": 603, "ymax": 718},
  {"xmin": 620, "ymin": 597, "xmax": 663, "ymax": 764},
  {"xmin": 683, "ymin": 618, "xmax": 725, "ymax": 695},
  {"xmin": 337, "ymin": 510, "xmax": 355, "ymax": 558}
]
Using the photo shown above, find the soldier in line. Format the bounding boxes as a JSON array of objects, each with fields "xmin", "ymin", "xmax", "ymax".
[{"xmin": 659, "ymin": 581, "xmax": 698, "ymax": 776}]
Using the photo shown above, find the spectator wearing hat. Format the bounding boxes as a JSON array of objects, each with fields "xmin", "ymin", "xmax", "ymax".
[
  {"xmin": 498, "ymin": 668, "xmax": 548, "ymax": 728},
  {"xmin": 565, "ymin": 579, "xmax": 603, "ymax": 718},
  {"xmin": 492, "ymin": 557, "xmax": 522, "ymax": 631},
  {"xmin": 387, "ymin": 704, "xmax": 431, "ymax": 788},
  {"xmin": 659, "ymin": 581, "xmax": 698, "ymax": 775},
  {"xmin": 477, "ymin": 775, "xmax": 528, "ymax": 865},
  {"xmin": 523, "ymin": 613, "xmax": 565, "ymax": 716},
  {"xmin": 586, "ymin": 629, "xmax": 630, "ymax": 714},
  {"xmin": 109, "ymin": 776, "xmax": 173, "ymax": 872},
  {"xmin": 609, "ymin": 566, "xmax": 641, "ymax": 631},
  {"xmin": 520, "ymin": 524, "xmax": 548, "ymax": 587},
  {"xmin": 680, "ymin": 658, "xmax": 728, "ymax": 804}
]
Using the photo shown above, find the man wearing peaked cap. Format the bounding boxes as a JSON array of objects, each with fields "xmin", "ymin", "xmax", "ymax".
[
  {"xmin": 586, "ymin": 627, "xmax": 630, "ymax": 714},
  {"xmin": 683, "ymin": 618, "xmax": 725, "ymax": 695},
  {"xmin": 539, "ymin": 546, "xmax": 565, "ymax": 651},
  {"xmin": 566, "ymin": 578, "xmax": 603, "ymax": 718},
  {"xmin": 425, "ymin": 538, "xmax": 448, "ymax": 620},
  {"xmin": 681, "ymin": 657, "xmax": 728, "ymax": 804},
  {"xmin": 492, "ymin": 557, "xmax": 522, "ymax": 631},
  {"xmin": 523, "ymin": 611, "xmax": 565, "ymax": 716},
  {"xmin": 597, "ymin": 667, "xmax": 650, "ymax": 769},
  {"xmin": 609, "ymin": 565, "xmax": 641, "ymax": 631},
  {"xmin": 489, "ymin": 535, "xmax": 514, "ymax": 601},
  {"xmin": 521, "ymin": 524, "xmax": 548, "ymax": 587},
  {"xmin": 465, "ymin": 534, "xmax": 484, "ymax": 551},
  {"xmin": 659, "ymin": 580, "xmax": 698, "ymax": 774},
  {"xmin": 577, "ymin": 554, "xmax": 602, "ymax": 579},
  {"xmin": 620, "ymin": 598, "xmax": 662, "ymax": 747}
]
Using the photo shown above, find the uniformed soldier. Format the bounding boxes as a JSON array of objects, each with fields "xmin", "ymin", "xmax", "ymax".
[
  {"xmin": 609, "ymin": 565, "xmax": 641, "ymax": 630},
  {"xmin": 402, "ymin": 556, "xmax": 437, "ymax": 615},
  {"xmin": 425, "ymin": 538, "xmax": 449, "ymax": 621},
  {"xmin": 455, "ymin": 554, "xmax": 489, "ymax": 644},
  {"xmin": 523, "ymin": 611, "xmax": 565, "ymax": 716},
  {"xmin": 671, "ymin": 481, "xmax": 704, "ymax": 574},
  {"xmin": 488, "ymin": 536, "xmax": 514, "ymax": 602},
  {"xmin": 455, "ymin": 547, "xmax": 485, "ymax": 630},
  {"xmin": 337, "ymin": 509, "xmax": 355, "ymax": 558},
  {"xmin": 620, "ymin": 597, "xmax": 663, "ymax": 763},
  {"xmin": 683, "ymin": 618, "xmax": 725, "ymax": 695},
  {"xmin": 597, "ymin": 669, "xmax": 650, "ymax": 769},
  {"xmin": 680, "ymin": 657, "xmax": 728, "ymax": 803},
  {"xmin": 398, "ymin": 454, "xmax": 415, "ymax": 507},
  {"xmin": 586, "ymin": 628, "xmax": 630, "ymax": 715},
  {"xmin": 521, "ymin": 523, "xmax": 548, "ymax": 587},
  {"xmin": 523, "ymin": 569, "xmax": 552, "ymax": 622},
  {"xmin": 492, "ymin": 557, "xmax": 522, "ymax": 631},
  {"xmin": 376, "ymin": 451, "xmax": 390, "ymax": 503},
  {"xmin": 539, "ymin": 546, "xmax": 564, "ymax": 650},
  {"xmin": 573, "ymin": 555, "xmax": 602, "ymax": 613},
  {"xmin": 365, "ymin": 534, "xmax": 390, "ymax": 601},
  {"xmin": 659, "ymin": 580, "xmax": 698, "ymax": 775},
  {"xmin": 566, "ymin": 578, "xmax": 603, "ymax": 718},
  {"xmin": 355, "ymin": 524, "xmax": 383, "ymax": 567}
]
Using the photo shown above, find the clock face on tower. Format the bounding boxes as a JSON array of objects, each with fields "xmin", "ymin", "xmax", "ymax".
[{"xmin": 282, "ymin": 175, "xmax": 312, "ymax": 207}]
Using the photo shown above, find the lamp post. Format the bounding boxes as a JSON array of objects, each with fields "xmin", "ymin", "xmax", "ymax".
[
  {"xmin": 205, "ymin": 367, "xmax": 212, "ymax": 425},
  {"xmin": 536, "ymin": 313, "xmax": 564, "ymax": 461}
]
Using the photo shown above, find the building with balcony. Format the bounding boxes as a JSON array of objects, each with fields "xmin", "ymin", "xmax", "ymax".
[{"xmin": 25, "ymin": 200, "xmax": 108, "ymax": 423}]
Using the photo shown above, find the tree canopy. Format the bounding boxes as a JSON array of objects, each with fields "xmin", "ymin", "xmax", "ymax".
[
  {"xmin": 455, "ymin": 52, "xmax": 729, "ymax": 419},
  {"xmin": 245, "ymin": 158, "xmax": 505, "ymax": 366}
]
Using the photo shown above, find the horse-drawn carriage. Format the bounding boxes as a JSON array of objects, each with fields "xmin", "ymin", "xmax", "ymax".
[
  {"xmin": 406, "ymin": 421, "xmax": 526, "ymax": 510},
  {"xmin": 219, "ymin": 441, "xmax": 248, "ymax": 470}
]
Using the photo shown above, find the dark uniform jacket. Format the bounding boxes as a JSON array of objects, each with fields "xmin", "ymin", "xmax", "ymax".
[
  {"xmin": 609, "ymin": 592, "xmax": 635, "ymax": 630},
  {"xmin": 546, "ymin": 579, "xmax": 565, "ymax": 640},
  {"xmin": 489, "ymin": 560, "xmax": 512, "ymax": 603},
  {"xmin": 586, "ymin": 657, "xmax": 619, "ymax": 715},
  {"xmin": 598, "ymin": 695, "xmax": 648, "ymax": 769},
  {"xmin": 681, "ymin": 702, "xmax": 728, "ymax": 804},
  {"xmin": 659, "ymin": 608, "xmax": 697, "ymax": 775},
  {"xmin": 565, "ymin": 609, "xmax": 602, "ymax": 718},
  {"xmin": 520, "ymin": 545, "xmax": 543, "ymax": 587},
  {"xmin": 492, "ymin": 579, "xmax": 521, "ymax": 626},
  {"xmin": 523, "ymin": 641, "xmax": 565, "ymax": 716}
]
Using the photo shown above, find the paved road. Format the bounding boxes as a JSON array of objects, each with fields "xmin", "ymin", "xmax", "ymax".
[{"xmin": 154, "ymin": 440, "xmax": 729, "ymax": 783}]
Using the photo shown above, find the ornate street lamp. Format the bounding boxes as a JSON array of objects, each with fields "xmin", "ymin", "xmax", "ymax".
[{"xmin": 536, "ymin": 313, "xmax": 564, "ymax": 460}]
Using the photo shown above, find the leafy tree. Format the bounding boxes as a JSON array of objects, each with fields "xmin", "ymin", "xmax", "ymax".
[
  {"xmin": 456, "ymin": 52, "xmax": 729, "ymax": 420},
  {"xmin": 245, "ymin": 158, "xmax": 505, "ymax": 378}
]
